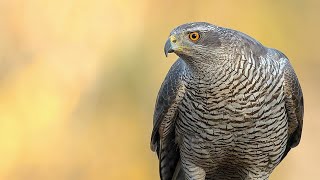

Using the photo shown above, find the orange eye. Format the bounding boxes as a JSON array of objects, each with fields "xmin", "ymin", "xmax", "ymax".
[{"xmin": 189, "ymin": 32, "xmax": 200, "ymax": 41}]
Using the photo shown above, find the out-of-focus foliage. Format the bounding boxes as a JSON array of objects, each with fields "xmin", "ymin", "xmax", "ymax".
[{"xmin": 0, "ymin": 0, "xmax": 319, "ymax": 179}]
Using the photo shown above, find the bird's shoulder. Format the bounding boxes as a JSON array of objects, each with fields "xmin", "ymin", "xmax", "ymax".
[
  {"xmin": 151, "ymin": 58, "xmax": 186, "ymax": 151},
  {"xmin": 267, "ymin": 48, "xmax": 304, "ymax": 159}
]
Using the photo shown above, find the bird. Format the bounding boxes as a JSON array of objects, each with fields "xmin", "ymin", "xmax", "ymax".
[{"xmin": 150, "ymin": 22, "xmax": 303, "ymax": 180}]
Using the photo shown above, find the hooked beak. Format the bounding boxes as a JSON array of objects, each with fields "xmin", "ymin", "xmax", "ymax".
[{"xmin": 164, "ymin": 36, "xmax": 177, "ymax": 57}]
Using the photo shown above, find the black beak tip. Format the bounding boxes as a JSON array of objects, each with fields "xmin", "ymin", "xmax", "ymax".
[{"xmin": 165, "ymin": 49, "xmax": 174, "ymax": 57}]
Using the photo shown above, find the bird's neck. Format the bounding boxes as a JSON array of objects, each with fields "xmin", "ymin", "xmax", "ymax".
[{"xmin": 183, "ymin": 58, "xmax": 228, "ymax": 82}]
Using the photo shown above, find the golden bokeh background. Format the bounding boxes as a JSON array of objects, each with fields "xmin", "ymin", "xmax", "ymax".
[{"xmin": 0, "ymin": 0, "xmax": 319, "ymax": 179}]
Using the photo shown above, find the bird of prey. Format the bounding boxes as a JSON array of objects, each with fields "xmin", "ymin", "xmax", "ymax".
[{"xmin": 150, "ymin": 22, "xmax": 303, "ymax": 180}]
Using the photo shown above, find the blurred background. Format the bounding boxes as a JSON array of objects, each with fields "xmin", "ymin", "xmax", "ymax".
[{"xmin": 0, "ymin": 0, "xmax": 319, "ymax": 179}]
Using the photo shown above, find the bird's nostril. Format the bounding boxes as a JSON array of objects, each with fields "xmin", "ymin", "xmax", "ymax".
[{"xmin": 170, "ymin": 36, "xmax": 177, "ymax": 43}]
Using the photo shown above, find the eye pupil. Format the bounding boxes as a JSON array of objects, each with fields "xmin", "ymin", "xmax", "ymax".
[{"xmin": 192, "ymin": 34, "xmax": 197, "ymax": 39}]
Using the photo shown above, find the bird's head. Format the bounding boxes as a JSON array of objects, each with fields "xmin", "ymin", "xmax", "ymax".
[{"xmin": 164, "ymin": 22, "xmax": 227, "ymax": 65}]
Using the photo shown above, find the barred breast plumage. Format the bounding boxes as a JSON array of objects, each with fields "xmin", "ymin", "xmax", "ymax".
[{"xmin": 151, "ymin": 22, "xmax": 303, "ymax": 180}]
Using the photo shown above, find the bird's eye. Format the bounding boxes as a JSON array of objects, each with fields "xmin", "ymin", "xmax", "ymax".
[{"xmin": 189, "ymin": 32, "xmax": 200, "ymax": 41}]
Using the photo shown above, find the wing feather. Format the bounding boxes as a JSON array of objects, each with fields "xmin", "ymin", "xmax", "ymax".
[
  {"xmin": 273, "ymin": 50, "xmax": 304, "ymax": 160},
  {"xmin": 151, "ymin": 59, "xmax": 186, "ymax": 180}
]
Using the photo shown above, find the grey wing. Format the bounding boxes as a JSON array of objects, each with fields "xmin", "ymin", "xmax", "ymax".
[
  {"xmin": 150, "ymin": 59, "xmax": 186, "ymax": 180},
  {"xmin": 276, "ymin": 50, "xmax": 304, "ymax": 160}
]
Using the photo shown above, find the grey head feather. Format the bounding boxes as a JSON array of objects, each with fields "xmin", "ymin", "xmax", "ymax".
[{"xmin": 166, "ymin": 22, "xmax": 269, "ymax": 74}]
